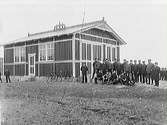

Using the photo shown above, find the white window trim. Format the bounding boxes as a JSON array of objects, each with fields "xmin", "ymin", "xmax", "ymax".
[
  {"xmin": 14, "ymin": 46, "xmax": 26, "ymax": 63},
  {"xmin": 38, "ymin": 42, "xmax": 54, "ymax": 62}
]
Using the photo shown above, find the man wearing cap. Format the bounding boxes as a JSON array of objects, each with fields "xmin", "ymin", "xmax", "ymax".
[
  {"xmin": 153, "ymin": 62, "xmax": 160, "ymax": 87},
  {"xmin": 133, "ymin": 60, "xmax": 138, "ymax": 82},
  {"xmin": 81, "ymin": 63, "xmax": 88, "ymax": 83},
  {"xmin": 137, "ymin": 60, "xmax": 143, "ymax": 83},
  {"xmin": 146, "ymin": 59, "xmax": 154, "ymax": 84},
  {"xmin": 141, "ymin": 61, "xmax": 147, "ymax": 83},
  {"xmin": 129, "ymin": 60, "xmax": 134, "ymax": 81}
]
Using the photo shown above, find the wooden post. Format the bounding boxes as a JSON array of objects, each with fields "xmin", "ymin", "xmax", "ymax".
[{"xmin": 72, "ymin": 34, "xmax": 76, "ymax": 77}]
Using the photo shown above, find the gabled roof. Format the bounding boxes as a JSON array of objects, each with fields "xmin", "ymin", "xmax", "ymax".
[{"xmin": 5, "ymin": 19, "xmax": 126, "ymax": 45}]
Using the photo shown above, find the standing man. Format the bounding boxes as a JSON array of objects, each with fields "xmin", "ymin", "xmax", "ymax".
[
  {"xmin": 4, "ymin": 70, "xmax": 11, "ymax": 83},
  {"xmin": 106, "ymin": 59, "xmax": 113, "ymax": 74},
  {"xmin": 141, "ymin": 61, "xmax": 147, "ymax": 83},
  {"xmin": 117, "ymin": 60, "xmax": 122, "ymax": 77},
  {"xmin": 81, "ymin": 63, "xmax": 88, "ymax": 83},
  {"xmin": 113, "ymin": 58, "xmax": 118, "ymax": 73},
  {"xmin": 137, "ymin": 60, "xmax": 143, "ymax": 83},
  {"xmin": 133, "ymin": 60, "xmax": 138, "ymax": 83},
  {"xmin": 0, "ymin": 71, "xmax": 2, "ymax": 83},
  {"xmin": 129, "ymin": 60, "xmax": 134, "ymax": 81},
  {"xmin": 153, "ymin": 62, "xmax": 160, "ymax": 87},
  {"xmin": 121, "ymin": 59, "xmax": 127, "ymax": 73},
  {"xmin": 124, "ymin": 61, "xmax": 131, "ymax": 78},
  {"xmin": 146, "ymin": 59, "xmax": 154, "ymax": 84},
  {"xmin": 92, "ymin": 58, "xmax": 98, "ymax": 79}
]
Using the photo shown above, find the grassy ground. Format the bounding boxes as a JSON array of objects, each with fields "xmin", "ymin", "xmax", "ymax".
[{"xmin": 0, "ymin": 80, "xmax": 167, "ymax": 125}]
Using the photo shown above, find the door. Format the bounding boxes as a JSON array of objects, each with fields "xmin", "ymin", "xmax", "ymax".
[{"xmin": 28, "ymin": 54, "xmax": 35, "ymax": 76}]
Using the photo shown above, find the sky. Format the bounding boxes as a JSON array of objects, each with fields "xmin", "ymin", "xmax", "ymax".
[{"xmin": 0, "ymin": 0, "xmax": 167, "ymax": 67}]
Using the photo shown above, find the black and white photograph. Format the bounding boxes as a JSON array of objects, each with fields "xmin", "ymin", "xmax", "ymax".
[{"xmin": 0, "ymin": 0, "xmax": 166, "ymax": 124}]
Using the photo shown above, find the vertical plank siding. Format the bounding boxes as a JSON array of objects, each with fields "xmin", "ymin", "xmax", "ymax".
[
  {"xmin": 87, "ymin": 62, "xmax": 91, "ymax": 74},
  {"xmin": 87, "ymin": 44, "xmax": 91, "ymax": 60},
  {"xmin": 75, "ymin": 63, "xmax": 80, "ymax": 77},
  {"xmin": 55, "ymin": 40, "xmax": 72, "ymax": 61},
  {"xmin": 55, "ymin": 63, "xmax": 72, "ymax": 77},
  {"xmin": 103, "ymin": 45, "xmax": 106, "ymax": 59},
  {"xmin": 75, "ymin": 40, "xmax": 80, "ymax": 60},
  {"xmin": 35, "ymin": 64, "xmax": 38, "ymax": 76},
  {"xmin": 82, "ymin": 43, "xmax": 86, "ymax": 60},
  {"xmin": 117, "ymin": 46, "xmax": 120, "ymax": 61},
  {"xmin": 15, "ymin": 64, "xmax": 25, "ymax": 76},
  {"xmin": 39, "ymin": 63, "xmax": 54, "ymax": 76},
  {"xmin": 4, "ymin": 49, "xmax": 14, "ymax": 63},
  {"xmin": 112, "ymin": 47, "xmax": 116, "ymax": 61}
]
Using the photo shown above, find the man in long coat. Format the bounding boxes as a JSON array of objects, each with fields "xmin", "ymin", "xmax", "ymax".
[
  {"xmin": 141, "ymin": 61, "xmax": 147, "ymax": 83},
  {"xmin": 146, "ymin": 59, "xmax": 154, "ymax": 84},
  {"xmin": 152, "ymin": 62, "xmax": 160, "ymax": 87},
  {"xmin": 133, "ymin": 60, "xmax": 138, "ymax": 82}
]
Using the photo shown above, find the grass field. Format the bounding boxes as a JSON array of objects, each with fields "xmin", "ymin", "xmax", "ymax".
[{"xmin": 0, "ymin": 80, "xmax": 167, "ymax": 125}]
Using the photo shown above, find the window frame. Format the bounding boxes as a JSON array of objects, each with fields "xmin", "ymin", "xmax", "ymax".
[
  {"xmin": 39, "ymin": 42, "xmax": 54, "ymax": 62},
  {"xmin": 14, "ymin": 47, "xmax": 26, "ymax": 63}
]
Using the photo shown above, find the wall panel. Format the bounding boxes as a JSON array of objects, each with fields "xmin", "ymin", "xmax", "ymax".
[
  {"xmin": 4, "ymin": 49, "xmax": 14, "ymax": 63},
  {"xmin": 15, "ymin": 64, "xmax": 25, "ymax": 76},
  {"xmin": 55, "ymin": 63, "xmax": 72, "ymax": 77},
  {"xmin": 39, "ymin": 63, "xmax": 54, "ymax": 76},
  {"xmin": 55, "ymin": 41, "xmax": 72, "ymax": 61}
]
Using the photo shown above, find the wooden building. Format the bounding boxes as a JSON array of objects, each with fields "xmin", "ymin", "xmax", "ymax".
[{"xmin": 3, "ymin": 19, "xmax": 126, "ymax": 77}]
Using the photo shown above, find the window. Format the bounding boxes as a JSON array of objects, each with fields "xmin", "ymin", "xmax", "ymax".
[
  {"xmin": 39, "ymin": 44, "xmax": 46, "ymax": 61},
  {"xmin": 39, "ymin": 43, "xmax": 54, "ymax": 61},
  {"xmin": 47, "ymin": 43, "xmax": 54, "ymax": 60},
  {"xmin": 14, "ymin": 47, "xmax": 25, "ymax": 62},
  {"xmin": 20, "ymin": 47, "xmax": 25, "ymax": 62}
]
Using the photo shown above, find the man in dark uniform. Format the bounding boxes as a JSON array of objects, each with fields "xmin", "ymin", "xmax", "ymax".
[
  {"xmin": 121, "ymin": 59, "xmax": 127, "ymax": 73},
  {"xmin": 137, "ymin": 60, "xmax": 142, "ymax": 83},
  {"xmin": 113, "ymin": 58, "xmax": 118, "ymax": 73},
  {"xmin": 117, "ymin": 60, "xmax": 122, "ymax": 77},
  {"xmin": 106, "ymin": 59, "xmax": 113, "ymax": 74},
  {"xmin": 129, "ymin": 60, "xmax": 134, "ymax": 81},
  {"xmin": 141, "ymin": 61, "xmax": 147, "ymax": 83},
  {"xmin": 133, "ymin": 60, "xmax": 138, "ymax": 83},
  {"xmin": 101, "ymin": 59, "xmax": 108, "ymax": 75},
  {"xmin": 146, "ymin": 59, "xmax": 154, "ymax": 84},
  {"xmin": 153, "ymin": 62, "xmax": 160, "ymax": 87},
  {"xmin": 92, "ymin": 58, "xmax": 98, "ymax": 79},
  {"xmin": 81, "ymin": 63, "xmax": 88, "ymax": 83},
  {"xmin": 4, "ymin": 70, "xmax": 11, "ymax": 83},
  {"xmin": 124, "ymin": 60, "xmax": 131, "ymax": 78}
]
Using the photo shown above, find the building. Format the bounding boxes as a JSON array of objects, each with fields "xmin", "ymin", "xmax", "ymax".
[{"xmin": 3, "ymin": 18, "xmax": 126, "ymax": 77}]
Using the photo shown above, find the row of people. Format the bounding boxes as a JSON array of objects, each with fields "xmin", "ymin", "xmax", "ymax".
[{"xmin": 90, "ymin": 58, "xmax": 162, "ymax": 87}]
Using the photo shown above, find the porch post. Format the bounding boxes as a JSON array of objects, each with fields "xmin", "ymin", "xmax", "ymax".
[{"xmin": 72, "ymin": 34, "xmax": 76, "ymax": 77}]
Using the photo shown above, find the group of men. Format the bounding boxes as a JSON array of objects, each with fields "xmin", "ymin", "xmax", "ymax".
[{"xmin": 81, "ymin": 57, "xmax": 164, "ymax": 87}]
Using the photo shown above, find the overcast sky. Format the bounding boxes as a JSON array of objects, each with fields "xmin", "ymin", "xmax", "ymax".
[{"xmin": 0, "ymin": 0, "xmax": 166, "ymax": 67}]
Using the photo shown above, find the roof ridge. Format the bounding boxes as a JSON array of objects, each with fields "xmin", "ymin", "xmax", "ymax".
[{"xmin": 29, "ymin": 19, "xmax": 104, "ymax": 37}]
